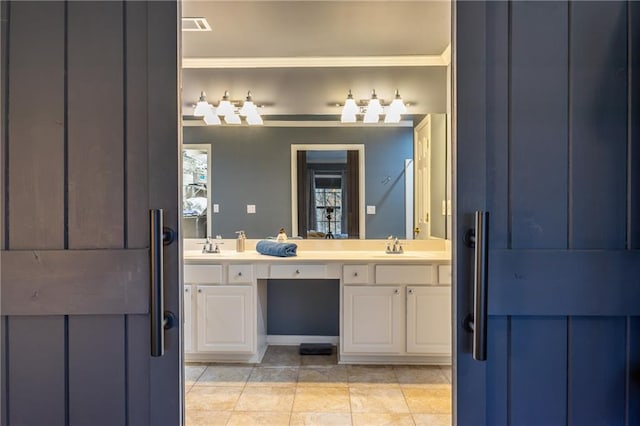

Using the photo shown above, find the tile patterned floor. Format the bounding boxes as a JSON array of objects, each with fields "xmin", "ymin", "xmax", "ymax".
[{"xmin": 186, "ymin": 346, "xmax": 452, "ymax": 426}]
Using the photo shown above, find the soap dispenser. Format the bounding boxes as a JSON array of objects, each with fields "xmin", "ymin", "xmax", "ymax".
[
  {"xmin": 276, "ymin": 227, "xmax": 288, "ymax": 243},
  {"xmin": 235, "ymin": 231, "xmax": 246, "ymax": 252}
]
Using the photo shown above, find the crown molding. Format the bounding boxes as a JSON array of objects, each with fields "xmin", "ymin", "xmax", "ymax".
[{"xmin": 182, "ymin": 55, "xmax": 448, "ymax": 69}]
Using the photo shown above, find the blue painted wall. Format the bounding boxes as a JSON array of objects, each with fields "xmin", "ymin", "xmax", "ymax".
[{"xmin": 266, "ymin": 279, "xmax": 339, "ymax": 336}]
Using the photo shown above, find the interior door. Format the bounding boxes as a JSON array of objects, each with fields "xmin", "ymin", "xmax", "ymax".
[
  {"xmin": 0, "ymin": 2, "xmax": 181, "ymax": 425},
  {"xmin": 414, "ymin": 116, "xmax": 430, "ymax": 239},
  {"xmin": 455, "ymin": 1, "xmax": 640, "ymax": 424}
]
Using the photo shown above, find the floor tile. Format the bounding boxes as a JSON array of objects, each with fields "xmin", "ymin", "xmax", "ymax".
[
  {"xmin": 402, "ymin": 386, "xmax": 452, "ymax": 414},
  {"xmin": 234, "ymin": 386, "xmax": 296, "ymax": 412},
  {"xmin": 290, "ymin": 412, "xmax": 353, "ymax": 425},
  {"xmin": 298, "ymin": 365, "xmax": 349, "ymax": 388},
  {"xmin": 184, "ymin": 409, "xmax": 231, "ymax": 426},
  {"xmin": 300, "ymin": 351, "xmax": 338, "ymax": 366},
  {"xmin": 185, "ymin": 364, "xmax": 207, "ymax": 388},
  {"xmin": 195, "ymin": 365, "xmax": 253, "ymax": 387},
  {"xmin": 394, "ymin": 365, "xmax": 449, "ymax": 386},
  {"xmin": 352, "ymin": 413, "xmax": 415, "ymax": 426},
  {"xmin": 185, "ymin": 386, "xmax": 243, "ymax": 411},
  {"xmin": 349, "ymin": 386, "xmax": 410, "ymax": 414},
  {"xmin": 348, "ymin": 365, "xmax": 398, "ymax": 385},
  {"xmin": 293, "ymin": 387, "xmax": 351, "ymax": 413},
  {"xmin": 261, "ymin": 345, "xmax": 302, "ymax": 366},
  {"xmin": 246, "ymin": 366, "xmax": 299, "ymax": 386},
  {"xmin": 413, "ymin": 413, "xmax": 452, "ymax": 426},
  {"xmin": 439, "ymin": 366, "xmax": 452, "ymax": 383},
  {"xmin": 226, "ymin": 411, "xmax": 291, "ymax": 426}
]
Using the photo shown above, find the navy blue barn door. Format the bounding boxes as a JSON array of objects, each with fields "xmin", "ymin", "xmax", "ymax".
[
  {"xmin": 455, "ymin": 1, "xmax": 640, "ymax": 424},
  {"xmin": 0, "ymin": 2, "xmax": 181, "ymax": 425}
]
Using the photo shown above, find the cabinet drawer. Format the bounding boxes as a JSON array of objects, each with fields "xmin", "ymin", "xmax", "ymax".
[
  {"xmin": 438, "ymin": 264, "xmax": 451, "ymax": 285},
  {"xmin": 228, "ymin": 264, "xmax": 253, "ymax": 284},
  {"xmin": 270, "ymin": 264, "xmax": 327, "ymax": 279},
  {"xmin": 343, "ymin": 265, "xmax": 369, "ymax": 284},
  {"xmin": 184, "ymin": 264, "xmax": 223, "ymax": 284},
  {"xmin": 375, "ymin": 265, "xmax": 433, "ymax": 284}
]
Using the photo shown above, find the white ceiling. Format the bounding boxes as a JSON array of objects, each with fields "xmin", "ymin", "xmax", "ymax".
[{"xmin": 181, "ymin": 1, "xmax": 451, "ymax": 117}]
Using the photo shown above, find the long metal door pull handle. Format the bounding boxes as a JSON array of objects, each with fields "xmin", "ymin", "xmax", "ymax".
[
  {"xmin": 150, "ymin": 209, "xmax": 166, "ymax": 357},
  {"xmin": 471, "ymin": 210, "xmax": 489, "ymax": 361}
]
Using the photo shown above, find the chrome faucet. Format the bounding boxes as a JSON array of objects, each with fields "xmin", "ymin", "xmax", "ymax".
[
  {"xmin": 385, "ymin": 236, "xmax": 404, "ymax": 254},
  {"xmin": 202, "ymin": 236, "xmax": 222, "ymax": 254}
]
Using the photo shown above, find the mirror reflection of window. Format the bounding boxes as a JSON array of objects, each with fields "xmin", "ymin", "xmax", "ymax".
[{"xmin": 182, "ymin": 147, "xmax": 211, "ymax": 238}]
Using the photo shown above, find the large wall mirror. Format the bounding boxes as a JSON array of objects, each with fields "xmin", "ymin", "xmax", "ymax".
[{"xmin": 182, "ymin": 118, "xmax": 449, "ymax": 240}]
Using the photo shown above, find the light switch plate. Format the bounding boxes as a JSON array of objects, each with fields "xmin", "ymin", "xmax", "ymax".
[
  {"xmin": 213, "ymin": 204, "xmax": 220, "ymax": 213},
  {"xmin": 366, "ymin": 205, "xmax": 376, "ymax": 215},
  {"xmin": 247, "ymin": 204, "xmax": 256, "ymax": 214}
]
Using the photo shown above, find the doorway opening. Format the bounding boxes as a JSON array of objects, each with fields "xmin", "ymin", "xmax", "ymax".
[{"xmin": 179, "ymin": 1, "xmax": 454, "ymax": 424}]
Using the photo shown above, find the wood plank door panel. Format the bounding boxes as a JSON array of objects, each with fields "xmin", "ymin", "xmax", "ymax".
[
  {"xmin": 1, "ymin": 2, "xmax": 180, "ymax": 425},
  {"xmin": 456, "ymin": 1, "xmax": 640, "ymax": 424}
]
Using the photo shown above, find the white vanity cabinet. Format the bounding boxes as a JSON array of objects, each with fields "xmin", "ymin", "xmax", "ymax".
[
  {"xmin": 184, "ymin": 263, "xmax": 261, "ymax": 361},
  {"xmin": 341, "ymin": 263, "xmax": 451, "ymax": 362},
  {"xmin": 342, "ymin": 285, "xmax": 403, "ymax": 353},
  {"xmin": 406, "ymin": 285, "xmax": 451, "ymax": 354},
  {"xmin": 196, "ymin": 285, "xmax": 255, "ymax": 353}
]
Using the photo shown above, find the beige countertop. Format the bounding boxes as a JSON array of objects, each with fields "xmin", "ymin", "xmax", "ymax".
[{"xmin": 183, "ymin": 249, "xmax": 451, "ymax": 264}]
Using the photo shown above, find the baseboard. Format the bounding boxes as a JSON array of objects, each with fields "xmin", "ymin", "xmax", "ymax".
[{"xmin": 266, "ymin": 335, "xmax": 339, "ymax": 346}]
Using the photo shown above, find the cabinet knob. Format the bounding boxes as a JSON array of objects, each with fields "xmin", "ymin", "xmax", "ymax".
[
  {"xmin": 394, "ymin": 289, "xmax": 399, "ymax": 295},
  {"xmin": 295, "ymin": 269, "xmax": 300, "ymax": 274},
  {"xmin": 238, "ymin": 272, "xmax": 242, "ymax": 276},
  {"xmin": 185, "ymin": 288, "xmax": 189, "ymax": 293},
  {"xmin": 198, "ymin": 289, "xmax": 202, "ymax": 293},
  {"xmin": 354, "ymin": 272, "xmax": 358, "ymax": 277},
  {"xmin": 408, "ymin": 288, "xmax": 414, "ymax": 295}
]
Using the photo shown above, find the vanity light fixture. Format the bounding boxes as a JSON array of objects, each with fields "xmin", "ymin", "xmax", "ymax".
[
  {"xmin": 202, "ymin": 105, "xmax": 221, "ymax": 125},
  {"xmin": 192, "ymin": 90, "xmax": 265, "ymax": 125},
  {"xmin": 363, "ymin": 90, "xmax": 382, "ymax": 123},
  {"xmin": 239, "ymin": 91, "xmax": 264, "ymax": 125},
  {"xmin": 215, "ymin": 90, "xmax": 234, "ymax": 117},
  {"xmin": 193, "ymin": 91, "xmax": 211, "ymax": 116},
  {"xmin": 338, "ymin": 89, "xmax": 408, "ymax": 124}
]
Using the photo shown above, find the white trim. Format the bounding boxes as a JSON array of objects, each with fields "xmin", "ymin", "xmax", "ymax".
[
  {"xmin": 405, "ymin": 159, "xmax": 414, "ymax": 240},
  {"xmin": 183, "ymin": 55, "xmax": 448, "ymax": 69},
  {"xmin": 441, "ymin": 44, "xmax": 452, "ymax": 66},
  {"xmin": 291, "ymin": 144, "xmax": 366, "ymax": 239},
  {"xmin": 266, "ymin": 335, "xmax": 339, "ymax": 346}
]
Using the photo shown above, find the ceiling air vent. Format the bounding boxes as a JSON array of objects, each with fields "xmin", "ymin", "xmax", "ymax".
[{"xmin": 182, "ymin": 17, "xmax": 211, "ymax": 32}]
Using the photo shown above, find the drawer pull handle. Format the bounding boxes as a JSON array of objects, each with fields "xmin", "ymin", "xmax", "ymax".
[
  {"xmin": 354, "ymin": 272, "xmax": 358, "ymax": 277},
  {"xmin": 296, "ymin": 269, "xmax": 300, "ymax": 274},
  {"xmin": 238, "ymin": 272, "xmax": 242, "ymax": 277}
]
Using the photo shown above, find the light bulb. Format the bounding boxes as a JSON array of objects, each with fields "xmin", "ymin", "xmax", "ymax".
[
  {"xmin": 203, "ymin": 106, "xmax": 221, "ymax": 125},
  {"xmin": 216, "ymin": 91, "xmax": 234, "ymax": 116},
  {"xmin": 341, "ymin": 90, "xmax": 359, "ymax": 116},
  {"xmin": 193, "ymin": 91, "xmax": 210, "ymax": 116},
  {"xmin": 387, "ymin": 89, "xmax": 407, "ymax": 115}
]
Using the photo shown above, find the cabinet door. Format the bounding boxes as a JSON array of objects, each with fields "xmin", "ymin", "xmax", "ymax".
[
  {"xmin": 196, "ymin": 285, "xmax": 255, "ymax": 353},
  {"xmin": 184, "ymin": 285, "xmax": 194, "ymax": 353},
  {"xmin": 406, "ymin": 286, "xmax": 451, "ymax": 354},
  {"xmin": 343, "ymin": 286, "xmax": 403, "ymax": 353}
]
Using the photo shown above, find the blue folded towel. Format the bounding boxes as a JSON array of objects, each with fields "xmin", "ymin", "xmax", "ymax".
[{"xmin": 256, "ymin": 240, "xmax": 298, "ymax": 257}]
